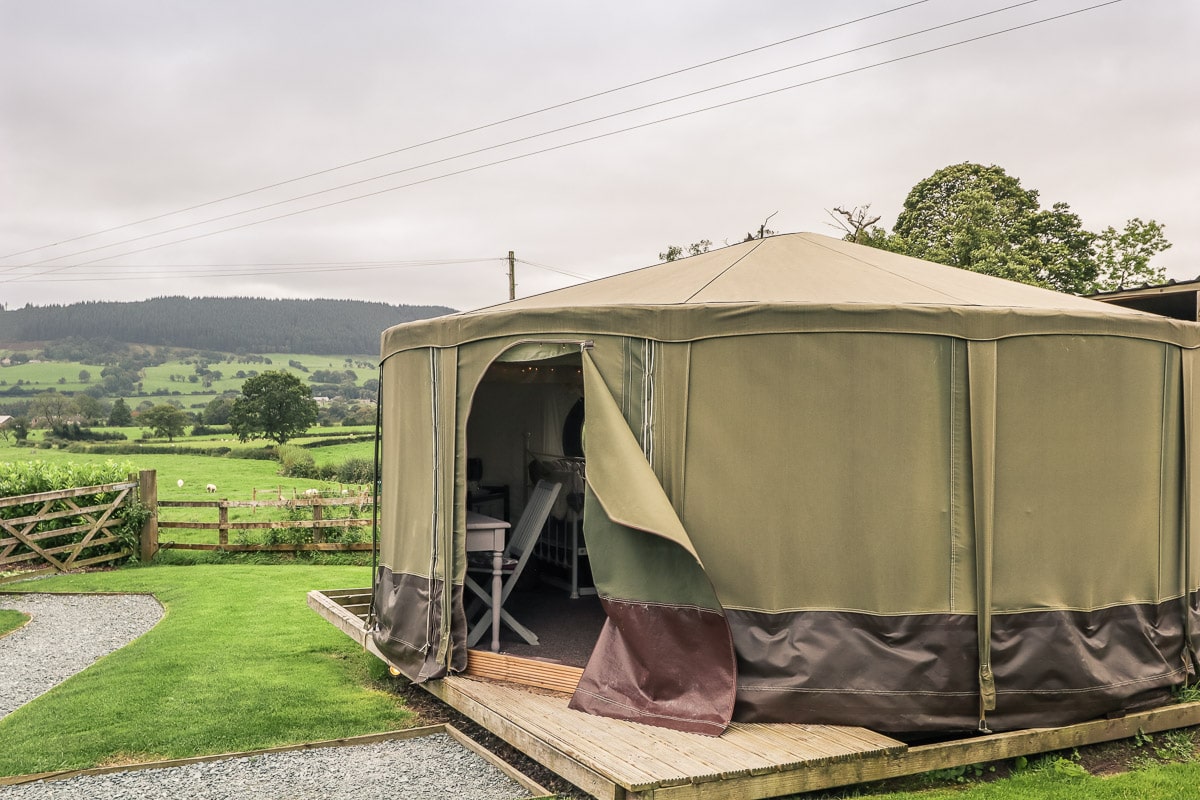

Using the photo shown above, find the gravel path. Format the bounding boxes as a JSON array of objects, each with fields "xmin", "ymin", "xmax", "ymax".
[
  {"xmin": 0, "ymin": 593, "xmax": 164, "ymax": 718},
  {"xmin": 0, "ymin": 593, "xmax": 537, "ymax": 799},
  {"xmin": 0, "ymin": 736, "xmax": 533, "ymax": 800}
]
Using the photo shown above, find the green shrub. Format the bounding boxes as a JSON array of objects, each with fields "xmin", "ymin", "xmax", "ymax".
[
  {"xmin": 63, "ymin": 443, "xmax": 233, "ymax": 456},
  {"xmin": 0, "ymin": 460, "xmax": 144, "ymax": 562},
  {"xmin": 227, "ymin": 446, "xmax": 278, "ymax": 461},
  {"xmin": 276, "ymin": 444, "xmax": 317, "ymax": 478},
  {"xmin": 336, "ymin": 457, "xmax": 374, "ymax": 484}
]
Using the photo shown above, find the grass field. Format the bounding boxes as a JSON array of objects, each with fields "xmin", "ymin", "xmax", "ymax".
[
  {"xmin": 0, "ymin": 565, "xmax": 411, "ymax": 777},
  {"xmin": 0, "ymin": 350, "xmax": 378, "ymax": 406}
]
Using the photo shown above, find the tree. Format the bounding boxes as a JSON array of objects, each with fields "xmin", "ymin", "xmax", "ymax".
[
  {"xmin": 140, "ymin": 404, "xmax": 189, "ymax": 442},
  {"xmin": 229, "ymin": 371, "xmax": 319, "ymax": 444},
  {"xmin": 659, "ymin": 214, "xmax": 781, "ymax": 262},
  {"xmin": 204, "ymin": 394, "xmax": 236, "ymax": 425},
  {"xmin": 108, "ymin": 398, "xmax": 133, "ymax": 427},
  {"xmin": 1090, "ymin": 218, "xmax": 1171, "ymax": 292},
  {"xmin": 78, "ymin": 369, "xmax": 91, "ymax": 383},
  {"xmin": 31, "ymin": 392, "xmax": 75, "ymax": 429},
  {"xmin": 73, "ymin": 394, "xmax": 106, "ymax": 425},
  {"xmin": 853, "ymin": 162, "xmax": 1171, "ymax": 295},
  {"xmin": 889, "ymin": 162, "xmax": 1048, "ymax": 285},
  {"xmin": 827, "ymin": 205, "xmax": 885, "ymax": 245}
]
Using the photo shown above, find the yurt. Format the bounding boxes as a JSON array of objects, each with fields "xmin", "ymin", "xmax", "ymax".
[{"xmin": 371, "ymin": 232, "xmax": 1200, "ymax": 736}]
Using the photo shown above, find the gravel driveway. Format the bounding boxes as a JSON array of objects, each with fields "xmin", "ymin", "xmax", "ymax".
[{"xmin": 0, "ymin": 592, "xmax": 538, "ymax": 799}]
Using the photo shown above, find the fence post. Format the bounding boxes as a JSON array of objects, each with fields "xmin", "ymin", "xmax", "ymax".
[
  {"xmin": 219, "ymin": 502, "xmax": 229, "ymax": 547},
  {"xmin": 138, "ymin": 469, "xmax": 158, "ymax": 562},
  {"xmin": 312, "ymin": 500, "xmax": 324, "ymax": 543}
]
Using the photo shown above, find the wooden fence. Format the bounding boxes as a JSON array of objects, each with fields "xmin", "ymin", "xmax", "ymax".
[
  {"xmin": 0, "ymin": 475, "xmax": 142, "ymax": 583},
  {"xmin": 147, "ymin": 475, "xmax": 375, "ymax": 555}
]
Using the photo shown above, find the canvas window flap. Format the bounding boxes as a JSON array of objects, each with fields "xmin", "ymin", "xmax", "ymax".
[{"xmin": 568, "ymin": 350, "xmax": 737, "ymax": 735}]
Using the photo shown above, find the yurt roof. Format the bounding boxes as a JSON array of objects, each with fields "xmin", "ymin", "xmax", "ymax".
[{"xmin": 382, "ymin": 233, "xmax": 1199, "ymax": 355}]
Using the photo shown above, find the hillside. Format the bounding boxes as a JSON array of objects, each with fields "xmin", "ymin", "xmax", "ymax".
[{"xmin": 0, "ymin": 297, "xmax": 455, "ymax": 355}]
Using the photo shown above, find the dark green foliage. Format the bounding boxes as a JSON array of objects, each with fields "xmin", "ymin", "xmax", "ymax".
[
  {"xmin": 0, "ymin": 460, "xmax": 143, "ymax": 562},
  {"xmin": 230, "ymin": 371, "xmax": 319, "ymax": 444},
  {"xmin": 139, "ymin": 404, "xmax": 190, "ymax": 442},
  {"xmin": 107, "ymin": 398, "xmax": 133, "ymax": 426},
  {"xmin": 189, "ymin": 424, "xmax": 232, "ymax": 436},
  {"xmin": 203, "ymin": 394, "xmax": 236, "ymax": 425},
  {"xmin": 276, "ymin": 444, "xmax": 317, "ymax": 478},
  {"xmin": 336, "ymin": 457, "xmax": 375, "ymax": 484},
  {"xmin": 0, "ymin": 298, "xmax": 452, "ymax": 355},
  {"xmin": 47, "ymin": 423, "xmax": 127, "ymax": 442},
  {"xmin": 856, "ymin": 162, "xmax": 1171, "ymax": 295},
  {"xmin": 68, "ymin": 443, "xmax": 234, "ymax": 456}
]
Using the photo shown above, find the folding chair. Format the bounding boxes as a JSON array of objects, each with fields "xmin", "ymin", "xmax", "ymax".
[{"xmin": 464, "ymin": 479, "xmax": 561, "ymax": 647}]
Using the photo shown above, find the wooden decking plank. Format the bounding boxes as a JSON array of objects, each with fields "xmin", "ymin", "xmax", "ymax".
[
  {"xmin": 744, "ymin": 722, "xmax": 904, "ymax": 763},
  {"xmin": 726, "ymin": 726, "xmax": 869, "ymax": 774},
  {"xmin": 448, "ymin": 677, "xmax": 709, "ymax": 789},
  {"xmin": 613, "ymin": 722, "xmax": 794, "ymax": 783},
  {"xmin": 464, "ymin": 681, "xmax": 690, "ymax": 787},
  {"xmin": 446, "ymin": 681, "xmax": 676, "ymax": 786},
  {"xmin": 725, "ymin": 724, "xmax": 852, "ymax": 767},
  {"xmin": 427, "ymin": 678, "xmax": 622, "ymax": 800},
  {"xmin": 809, "ymin": 723, "xmax": 906, "ymax": 754},
  {"xmin": 466, "ymin": 649, "xmax": 584, "ymax": 694}
]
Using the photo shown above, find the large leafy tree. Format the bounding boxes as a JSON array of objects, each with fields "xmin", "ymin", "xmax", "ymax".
[
  {"xmin": 139, "ymin": 404, "xmax": 189, "ymax": 442},
  {"xmin": 855, "ymin": 163, "xmax": 1169, "ymax": 295},
  {"xmin": 229, "ymin": 371, "xmax": 319, "ymax": 444}
]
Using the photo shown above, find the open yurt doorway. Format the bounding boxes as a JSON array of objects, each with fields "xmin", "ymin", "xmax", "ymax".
[{"xmin": 464, "ymin": 344, "xmax": 602, "ymax": 666}]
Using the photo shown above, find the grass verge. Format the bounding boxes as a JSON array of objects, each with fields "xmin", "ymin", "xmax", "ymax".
[
  {"xmin": 0, "ymin": 564, "xmax": 411, "ymax": 777},
  {"xmin": 0, "ymin": 608, "xmax": 28, "ymax": 637}
]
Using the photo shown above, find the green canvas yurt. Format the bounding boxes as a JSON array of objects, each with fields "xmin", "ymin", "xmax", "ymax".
[{"xmin": 372, "ymin": 232, "xmax": 1200, "ymax": 736}]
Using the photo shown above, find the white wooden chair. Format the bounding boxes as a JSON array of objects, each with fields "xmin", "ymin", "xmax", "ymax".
[{"xmin": 464, "ymin": 479, "xmax": 561, "ymax": 647}]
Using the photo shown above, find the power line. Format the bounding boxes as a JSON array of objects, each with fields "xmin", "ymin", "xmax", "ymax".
[
  {"xmin": 1, "ymin": 0, "xmax": 934, "ymax": 262},
  {"xmin": 3, "ymin": 0, "xmax": 1051, "ymax": 274},
  {"xmin": 515, "ymin": 259, "xmax": 594, "ymax": 281},
  {"xmin": 1, "ymin": 258, "xmax": 505, "ymax": 283},
  {"xmin": 4, "ymin": 0, "xmax": 1123, "ymax": 285}
]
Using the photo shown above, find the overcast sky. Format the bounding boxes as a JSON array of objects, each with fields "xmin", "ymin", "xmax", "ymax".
[{"xmin": 1, "ymin": 0, "xmax": 1196, "ymax": 312}]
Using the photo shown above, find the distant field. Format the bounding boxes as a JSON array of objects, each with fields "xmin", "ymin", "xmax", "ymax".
[
  {"xmin": 0, "ymin": 351, "xmax": 379, "ymax": 403},
  {"xmin": 0, "ymin": 361, "xmax": 90, "ymax": 391}
]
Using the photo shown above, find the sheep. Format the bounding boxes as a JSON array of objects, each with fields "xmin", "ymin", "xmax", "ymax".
[
  {"xmin": 206, "ymin": 483, "xmax": 217, "ymax": 493},
  {"xmin": 177, "ymin": 479, "xmax": 184, "ymax": 488},
  {"xmin": 303, "ymin": 488, "xmax": 320, "ymax": 498}
]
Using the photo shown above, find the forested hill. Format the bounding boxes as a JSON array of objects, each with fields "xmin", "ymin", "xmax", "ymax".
[{"xmin": 0, "ymin": 297, "xmax": 456, "ymax": 355}]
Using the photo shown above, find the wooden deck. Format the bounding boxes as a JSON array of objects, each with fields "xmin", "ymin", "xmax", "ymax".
[{"xmin": 309, "ymin": 588, "xmax": 1200, "ymax": 800}]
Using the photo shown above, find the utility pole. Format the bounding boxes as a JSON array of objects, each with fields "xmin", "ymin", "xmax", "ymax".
[{"xmin": 507, "ymin": 250, "xmax": 516, "ymax": 301}]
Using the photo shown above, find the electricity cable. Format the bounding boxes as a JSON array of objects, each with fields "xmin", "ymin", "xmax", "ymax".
[
  {"xmin": 2, "ymin": 0, "xmax": 1053, "ymax": 274},
  {"xmin": 0, "ymin": 0, "xmax": 934, "ymax": 262},
  {"xmin": 4, "ymin": 0, "xmax": 1122, "ymax": 284}
]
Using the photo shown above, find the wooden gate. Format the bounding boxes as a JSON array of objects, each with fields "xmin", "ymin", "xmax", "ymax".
[{"xmin": 0, "ymin": 477, "xmax": 140, "ymax": 583}]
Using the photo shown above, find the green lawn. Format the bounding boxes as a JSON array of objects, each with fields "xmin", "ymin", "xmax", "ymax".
[
  {"xmin": 0, "ymin": 564, "xmax": 410, "ymax": 777},
  {"xmin": 0, "ymin": 608, "xmax": 28, "ymax": 636},
  {"xmin": 858, "ymin": 761, "xmax": 1200, "ymax": 799}
]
